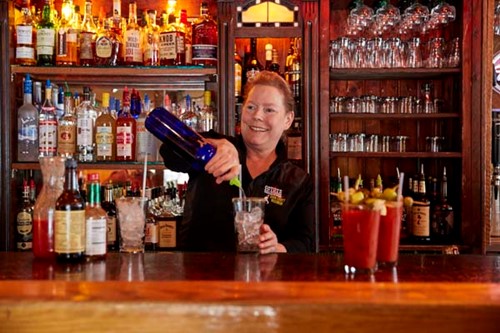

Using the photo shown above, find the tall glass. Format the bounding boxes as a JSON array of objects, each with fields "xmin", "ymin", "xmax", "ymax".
[
  {"xmin": 342, "ymin": 203, "xmax": 381, "ymax": 274},
  {"xmin": 377, "ymin": 201, "xmax": 403, "ymax": 267},
  {"xmin": 33, "ymin": 156, "xmax": 66, "ymax": 260},
  {"xmin": 116, "ymin": 197, "xmax": 148, "ymax": 253},
  {"xmin": 232, "ymin": 197, "xmax": 266, "ymax": 252}
]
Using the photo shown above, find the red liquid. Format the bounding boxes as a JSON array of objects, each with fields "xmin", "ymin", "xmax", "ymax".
[
  {"xmin": 377, "ymin": 202, "xmax": 403, "ymax": 265},
  {"xmin": 342, "ymin": 205, "xmax": 380, "ymax": 272},
  {"xmin": 32, "ymin": 218, "xmax": 55, "ymax": 260}
]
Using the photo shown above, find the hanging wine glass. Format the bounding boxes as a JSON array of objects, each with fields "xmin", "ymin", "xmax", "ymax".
[
  {"xmin": 347, "ymin": 0, "xmax": 374, "ymax": 33},
  {"xmin": 402, "ymin": 0, "xmax": 430, "ymax": 30},
  {"xmin": 374, "ymin": 0, "xmax": 401, "ymax": 34},
  {"xmin": 430, "ymin": 0, "xmax": 456, "ymax": 25}
]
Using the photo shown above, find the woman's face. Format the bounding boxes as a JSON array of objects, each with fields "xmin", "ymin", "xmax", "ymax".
[{"xmin": 241, "ymin": 84, "xmax": 293, "ymax": 153}]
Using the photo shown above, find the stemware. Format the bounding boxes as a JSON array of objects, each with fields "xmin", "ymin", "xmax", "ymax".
[
  {"xmin": 347, "ymin": 0, "xmax": 374, "ymax": 33},
  {"xmin": 430, "ymin": 0, "xmax": 456, "ymax": 25},
  {"xmin": 374, "ymin": 0, "xmax": 401, "ymax": 35},
  {"xmin": 402, "ymin": 0, "xmax": 430, "ymax": 31}
]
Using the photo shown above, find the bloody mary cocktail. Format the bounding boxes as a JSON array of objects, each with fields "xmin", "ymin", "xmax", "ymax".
[
  {"xmin": 377, "ymin": 201, "xmax": 403, "ymax": 266},
  {"xmin": 342, "ymin": 203, "xmax": 381, "ymax": 274}
]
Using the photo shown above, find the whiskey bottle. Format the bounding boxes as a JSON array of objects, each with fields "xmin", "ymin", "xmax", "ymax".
[
  {"xmin": 55, "ymin": 0, "xmax": 78, "ymax": 66},
  {"xmin": 55, "ymin": 158, "xmax": 85, "ymax": 262},
  {"xmin": 116, "ymin": 87, "xmax": 136, "ymax": 161},
  {"xmin": 95, "ymin": 92, "xmax": 116, "ymax": 161},
  {"xmin": 16, "ymin": 178, "xmax": 34, "ymax": 251},
  {"xmin": 17, "ymin": 74, "xmax": 39, "ymax": 162},
  {"xmin": 101, "ymin": 183, "xmax": 118, "ymax": 251},
  {"xmin": 39, "ymin": 80, "xmax": 58, "ymax": 157},
  {"xmin": 95, "ymin": 11, "xmax": 113, "ymax": 66},
  {"xmin": 180, "ymin": 9, "xmax": 192, "ymax": 65},
  {"xmin": 57, "ymin": 90, "xmax": 77, "ymax": 157},
  {"xmin": 15, "ymin": 0, "xmax": 37, "ymax": 66},
  {"xmin": 192, "ymin": 2, "xmax": 218, "ymax": 67},
  {"xmin": 286, "ymin": 120, "xmax": 303, "ymax": 165},
  {"xmin": 124, "ymin": 1, "xmax": 142, "ymax": 66},
  {"xmin": 79, "ymin": 0, "xmax": 97, "ymax": 66},
  {"xmin": 106, "ymin": 0, "xmax": 124, "ymax": 66},
  {"xmin": 269, "ymin": 49, "xmax": 281, "ymax": 74},
  {"xmin": 432, "ymin": 167, "xmax": 455, "ymax": 243},
  {"xmin": 411, "ymin": 164, "xmax": 431, "ymax": 243},
  {"xmin": 84, "ymin": 173, "xmax": 107, "ymax": 259},
  {"xmin": 142, "ymin": 9, "xmax": 160, "ymax": 66},
  {"xmin": 244, "ymin": 38, "xmax": 262, "ymax": 83},
  {"xmin": 36, "ymin": 0, "xmax": 55, "ymax": 66}
]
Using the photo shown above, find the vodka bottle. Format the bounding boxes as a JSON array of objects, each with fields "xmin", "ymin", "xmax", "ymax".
[{"xmin": 17, "ymin": 74, "xmax": 39, "ymax": 162}]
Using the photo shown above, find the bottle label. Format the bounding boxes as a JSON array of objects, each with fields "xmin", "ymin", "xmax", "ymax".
[
  {"xmin": 159, "ymin": 32, "xmax": 177, "ymax": 60},
  {"xmin": 145, "ymin": 221, "xmax": 158, "ymax": 244},
  {"xmin": 57, "ymin": 28, "xmax": 68, "ymax": 56},
  {"xmin": 16, "ymin": 25, "xmax": 33, "ymax": 44},
  {"xmin": 192, "ymin": 44, "xmax": 217, "ymax": 61},
  {"xmin": 77, "ymin": 117, "xmax": 94, "ymax": 146},
  {"xmin": 412, "ymin": 205, "xmax": 430, "ymax": 237},
  {"xmin": 16, "ymin": 46, "xmax": 35, "ymax": 60},
  {"xmin": 96, "ymin": 126, "xmax": 114, "ymax": 157},
  {"xmin": 80, "ymin": 32, "xmax": 95, "ymax": 60},
  {"xmin": 36, "ymin": 28, "xmax": 55, "ymax": 55},
  {"xmin": 116, "ymin": 126, "xmax": 133, "ymax": 157},
  {"xmin": 85, "ymin": 216, "xmax": 107, "ymax": 256},
  {"xmin": 107, "ymin": 216, "xmax": 117, "ymax": 244},
  {"xmin": 17, "ymin": 212, "xmax": 33, "ymax": 235},
  {"xmin": 158, "ymin": 220, "xmax": 176, "ymax": 248},
  {"xmin": 96, "ymin": 36, "xmax": 112, "ymax": 58},
  {"xmin": 287, "ymin": 136, "xmax": 302, "ymax": 160},
  {"xmin": 39, "ymin": 119, "xmax": 57, "ymax": 154},
  {"xmin": 124, "ymin": 30, "xmax": 142, "ymax": 63},
  {"xmin": 19, "ymin": 121, "xmax": 38, "ymax": 142},
  {"xmin": 54, "ymin": 210, "xmax": 86, "ymax": 254},
  {"xmin": 58, "ymin": 124, "xmax": 76, "ymax": 154}
]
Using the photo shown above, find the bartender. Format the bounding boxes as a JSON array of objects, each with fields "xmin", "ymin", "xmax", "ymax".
[{"xmin": 160, "ymin": 71, "xmax": 314, "ymax": 254}]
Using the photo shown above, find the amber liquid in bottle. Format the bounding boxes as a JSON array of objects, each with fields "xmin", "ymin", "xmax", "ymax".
[
  {"xmin": 54, "ymin": 158, "xmax": 86, "ymax": 262},
  {"xmin": 411, "ymin": 164, "xmax": 431, "ymax": 243},
  {"xmin": 192, "ymin": 2, "xmax": 218, "ymax": 67},
  {"xmin": 101, "ymin": 184, "xmax": 118, "ymax": 251},
  {"xmin": 15, "ymin": 0, "xmax": 37, "ymax": 66},
  {"xmin": 95, "ymin": 92, "xmax": 116, "ymax": 161}
]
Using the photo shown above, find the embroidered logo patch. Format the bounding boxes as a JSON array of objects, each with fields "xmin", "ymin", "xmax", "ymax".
[{"xmin": 264, "ymin": 185, "xmax": 285, "ymax": 205}]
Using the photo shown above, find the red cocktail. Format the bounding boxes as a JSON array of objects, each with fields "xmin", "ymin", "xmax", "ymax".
[
  {"xmin": 342, "ymin": 203, "xmax": 381, "ymax": 274},
  {"xmin": 377, "ymin": 201, "xmax": 403, "ymax": 266}
]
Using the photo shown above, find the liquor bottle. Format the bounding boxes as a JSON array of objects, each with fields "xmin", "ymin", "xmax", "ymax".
[
  {"xmin": 171, "ymin": 13, "xmax": 187, "ymax": 66},
  {"xmin": 16, "ymin": 178, "xmax": 34, "ymax": 251},
  {"xmin": 101, "ymin": 183, "xmax": 118, "ymax": 251},
  {"xmin": 269, "ymin": 49, "xmax": 281, "ymax": 74},
  {"xmin": 15, "ymin": 0, "xmax": 37, "ymax": 66},
  {"xmin": 286, "ymin": 38, "xmax": 302, "ymax": 117},
  {"xmin": 95, "ymin": 92, "xmax": 116, "ymax": 161},
  {"xmin": 159, "ymin": 13, "xmax": 180, "ymax": 66},
  {"xmin": 199, "ymin": 90, "xmax": 216, "ymax": 132},
  {"xmin": 234, "ymin": 46, "xmax": 243, "ymax": 103},
  {"xmin": 85, "ymin": 173, "xmax": 107, "ymax": 259},
  {"xmin": 130, "ymin": 88, "xmax": 142, "ymax": 119},
  {"xmin": 124, "ymin": 1, "xmax": 142, "ymax": 66},
  {"xmin": 180, "ymin": 9, "xmax": 192, "ymax": 65},
  {"xmin": 432, "ymin": 167, "xmax": 455, "ymax": 243},
  {"xmin": 264, "ymin": 43, "xmax": 273, "ymax": 70},
  {"xmin": 76, "ymin": 87, "xmax": 97, "ymax": 162},
  {"xmin": 55, "ymin": 86, "xmax": 65, "ymax": 120},
  {"xmin": 55, "ymin": 0, "xmax": 78, "ymax": 66},
  {"xmin": 286, "ymin": 120, "xmax": 302, "ymax": 164},
  {"xmin": 144, "ymin": 188, "xmax": 158, "ymax": 251},
  {"xmin": 116, "ymin": 87, "xmax": 136, "ymax": 161},
  {"xmin": 330, "ymin": 168, "xmax": 343, "ymax": 241},
  {"xmin": 17, "ymin": 74, "xmax": 39, "ymax": 162},
  {"xmin": 180, "ymin": 94, "xmax": 199, "ymax": 130},
  {"xmin": 106, "ymin": 0, "xmax": 124, "ymax": 66},
  {"xmin": 411, "ymin": 164, "xmax": 431, "ymax": 243},
  {"xmin": 54, "ymin": 158, "xmax": 85, "ymax": 262},
  {"xmin": 57, "ymin": 90, "xmax": 77, "ymax": 157},
  {"xmin": 245, "ymin": 38, "xmax": 263, "ymax": 84},
  {"xmin": 72, "ymin": 5, "xmax": 82, "ymax": 65},
  {"xmin": 142, "ymin": 9, "xmax": 160, "ymax": 66},
  {"xmin": 95, "ymin": 11, "xmax": 113, "ymax": 66},
  {"xmin": 39, "ymin": 80, "xmax": 58, "ymax": 157},
  {"xmin": 136, "ymin": 93, "xmax": 157, "ymax": 162},
  {"xmin": 192, "ymin": 2, "xmax": 218, "ymax": 67},
  {"xmin": 36, "ymin": 0, "xmax": 55, "ymax": 66},
  {"xmin": 79, "ymin": 0, "xmax": 97, "ymax": 66}
]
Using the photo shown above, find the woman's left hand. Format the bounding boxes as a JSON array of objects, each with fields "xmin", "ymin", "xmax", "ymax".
[{"xmin": 259, "ymin": 224, "xmax": 287, "ymax": 254}]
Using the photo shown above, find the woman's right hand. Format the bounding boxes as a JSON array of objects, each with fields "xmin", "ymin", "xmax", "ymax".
[{"xmin": 204, "ymin": 139, "xmax": 240, "ymax": 184}]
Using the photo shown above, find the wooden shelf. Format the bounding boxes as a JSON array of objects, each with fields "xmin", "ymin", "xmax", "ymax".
[
  {"xmin": 12, "ymin": 162, "xmax": 167, "ymax": 171},
  {"xmin": 329, "ymin": 68, "xmax": 461, "ymax": 80},
  {"xmin": 329, "ymin": 113, "xmax": 461, "ymax": 120},
  {"xmin": 329, "ymin": 152, "xmax": 462, "ymax": 158},
  {"xmin": 10, "ymin": 66, "xmax": 217, "ymax": 88}
]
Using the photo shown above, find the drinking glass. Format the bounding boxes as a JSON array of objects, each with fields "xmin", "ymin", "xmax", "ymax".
[
  {"xmin": 377, "ymin": 201, "xmax": 403, "ymax": 267},
  {"xmin": 405, "ymin": 37, "xmax": 423, "ymax": 68},
  {"xmin": 447, "ymin": 37, "xmax": 461, "ymax": 68},
  {"xmin": 374, "ymin": 2, "xmax": 401, "ymax": 35},
  {"xmin": 402, "ymin": 1, "xmax": 429, "ymax": 31},
  {"xmin": 427, "ymin": 37, "xmax": 445, "ymax": 68},
  {"xmin": 116, "ymin": 197, "xmax": 148, "ymax": 253},
  {"xmin": 232, "ymin": 197, "xmax": 266, "ymax": 252},
  {"xmin": 430, "ymin": 1, "xmax": 456, "ymax": 25},
  {"xmin": 342, "ymin": 202, "xmax": 381, "ymax": 274},
  {"xmin": 347, "ymin": 0, "xmax": 374, "ymax": 33}
]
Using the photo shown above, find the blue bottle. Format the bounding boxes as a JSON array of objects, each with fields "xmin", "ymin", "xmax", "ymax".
[{"xmin": 145, "ymin": 107, "xmax": 216, "ymax": 171}]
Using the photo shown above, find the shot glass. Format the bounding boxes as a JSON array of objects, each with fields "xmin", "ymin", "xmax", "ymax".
[
  {"xmin": 377, "ymin": 201, "xmax": 403, "ymax": 267},
  {"xmin": 232, "ymin": 197, "xmax": 266, "ymax": 253},
  {"xmin": 116, "ymin": 197, "xmax": 148, "ymax": 253},
  {"xmin": 341, "ymin": 203, "xmax": 381, "ymax": 274}
]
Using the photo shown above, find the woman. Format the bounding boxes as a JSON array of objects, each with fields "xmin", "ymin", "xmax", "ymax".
[{"xmin": 160, "ymin": 71, "xmax": 314, "ymax": 253}]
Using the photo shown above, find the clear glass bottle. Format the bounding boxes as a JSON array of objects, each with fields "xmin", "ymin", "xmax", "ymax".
[
  {"xmin": 36, "ymin": 0, "xmax": 55, "ymax": 66},
  {"xmin": 95, "ymin": 92, "xmax": 116, "ymax": 161},
  {"xmin": 85, "ymin": 173, "xmax": 107, "ymax": 259},
  {"xmin": 55, "ymin": 0, "xmax": 78, "ymax": 66},
  {"xmin": 76, "ymin": 86, "xmax": 97, "ymax": 162},
  {"xmin": 136, "ymin": 93, "xmax": 157, "ymax": 162},
  {"xmin": 107, "ymin": 0, "xmax": 124, "ymax": 66},
  {"xmin": 57, "ymin": 90, "xmax": 77, "ymax": 157},
  {"xmin": 79, "ymin": 0, "xmax": 97, "ymax": 66},
  {"xmin": 192, "ymin": 2, "xmax": 218, "ymax": 67},
  {"xmin": 17, "ymin": 74, "xmax": 39, "ymax": 162},
  {"xmin": 180, "ymin": 94, "xmax": 199, "ymax": 131},
  {"xmin": 55, "ymin": 158, "xmax": 85, "ymax": 262},
  {"xmin": 116, "ymin": 87, "xmax": 136, "ymax": 161},
  {"xmin": 38, "ymin": 80, "xmax": 58, "ymax": 157},
  {"xmin": 16, "ymin": 178, "xmax": 34, "ymax": 251},
  {"xmin": 199, "ymin": 90, "xmax": 216, "ymax": 132},
  {"xmin": 124, "ymin": 1, "xmax": 142, "ymax": 66},
  {"xmin": 33, "ymin": 156, "xmax": 66, "ymax": 260},
  {"xmin": 15, "ymin": 0, "xmax": 37, "ymax": 66},
  {"xmin": 142, "ymin": 9, "xmax": 160, "ymax": 66}
]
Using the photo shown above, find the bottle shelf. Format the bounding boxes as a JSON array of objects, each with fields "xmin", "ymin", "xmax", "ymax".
[
  {"xmin": 329, "ymin": 113, "xmax": 461, "ymax": 120},
  {"xmin": 12, "ymin": 162, "xmax": 166, "ymax": 171},
  {"xmin": 10, "ymin": 66, "xmax": 217, "ymax": 88},
  {"xmin": 330, "ymin": 68, "xmax": 461, "ymax": 80},
  {"xmin": 329, "ymin": 152, "xmax": 462, "ymax": 158}
]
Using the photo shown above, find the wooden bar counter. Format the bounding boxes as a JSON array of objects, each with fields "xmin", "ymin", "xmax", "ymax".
[{"xmin": 1, "ymin": 252, "xmax": 499, "ymax": 333}]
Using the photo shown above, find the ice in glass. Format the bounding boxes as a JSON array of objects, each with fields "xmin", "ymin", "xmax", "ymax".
[
  {"xmin": 116, "ymin": 197, "xmax": 148, "ymax": 253},
  {"xmin": 232, "ymin": 197, "xmax": 266, "ymax": 252}
]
